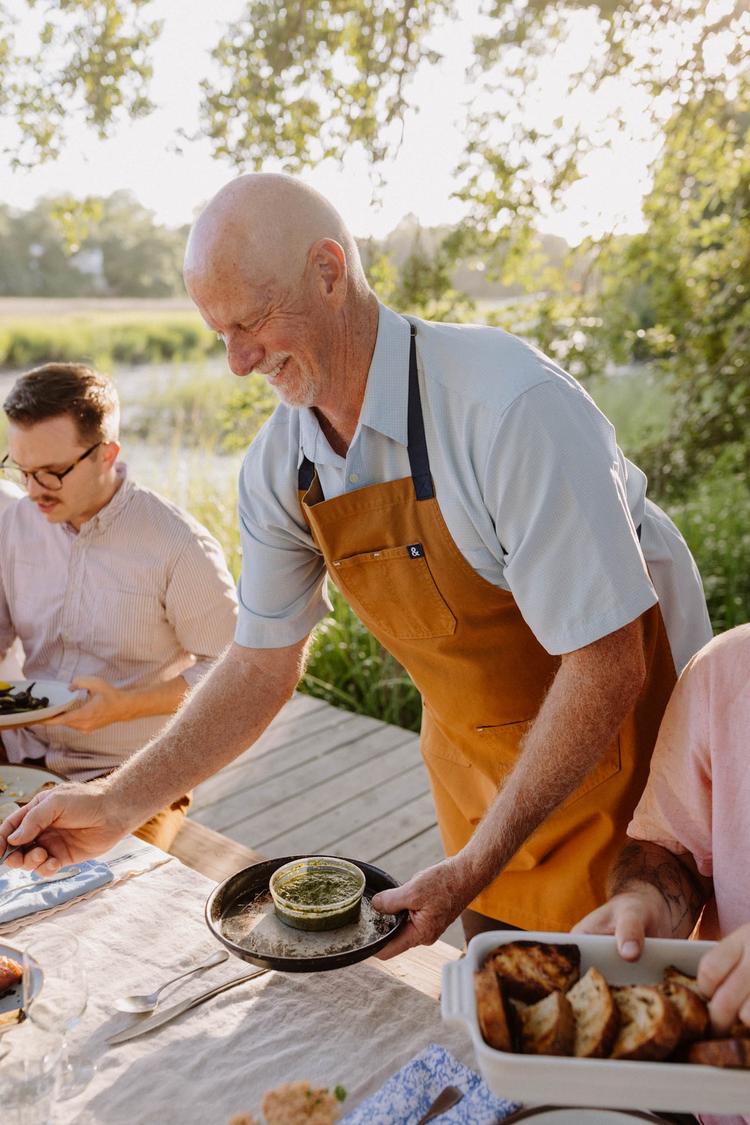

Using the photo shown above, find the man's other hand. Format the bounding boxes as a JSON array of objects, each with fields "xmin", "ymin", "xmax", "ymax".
[
  {"xmin": 0, "ymin": 782, "xmax": 126, "ymax": 875},
  {"xmin": 698, "ymin": 924, "xmax": 750, "ymax": 1035},
  {"xmin": 573, "ymin": 886, "xmax": 672, "ymax": 961},
  {"xmin": 49, "ymin": 676, "xmax": 129, "ymax": 732},
  {"xmin": 370, "ymin": 858, "xmax": 474, "ymax": 959}
]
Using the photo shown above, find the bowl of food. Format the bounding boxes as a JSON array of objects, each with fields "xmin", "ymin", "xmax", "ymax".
[
  {"xmin": 441, "ymin": 930, "xmax": 750, "ymax": 1115},
  {"xmin": 269, "ymin": 856, "xmax": 366, "ymax": 933}
]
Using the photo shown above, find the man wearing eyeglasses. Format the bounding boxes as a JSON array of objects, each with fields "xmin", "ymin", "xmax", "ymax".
[{"xmin": 0, "ymin": 363, "xmax": 238, "ymax": 848}]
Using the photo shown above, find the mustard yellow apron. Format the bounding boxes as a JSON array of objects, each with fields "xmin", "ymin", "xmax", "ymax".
[{"xmin": 299, "ymin": 323, "xmax": 676, "ymax": 929}]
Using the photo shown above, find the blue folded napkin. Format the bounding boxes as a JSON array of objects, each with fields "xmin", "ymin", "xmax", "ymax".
[
  {"xmin": 342, "ymin": 1043, "xmax": 520, "ymax": 1125},
  {"xmin": 0, "ymin": 861, "xmax": 114, "ymax": 925}
]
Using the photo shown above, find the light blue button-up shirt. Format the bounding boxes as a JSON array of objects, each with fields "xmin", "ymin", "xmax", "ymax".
[{"xmin": 235, "ymin": 305, "xmax": 711, "ymax": 670}]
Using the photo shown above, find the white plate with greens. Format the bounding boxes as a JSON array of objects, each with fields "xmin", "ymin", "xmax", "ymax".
[{"xmin": 0, "ymin": 680, "xmax": 80, "ymax": 729}]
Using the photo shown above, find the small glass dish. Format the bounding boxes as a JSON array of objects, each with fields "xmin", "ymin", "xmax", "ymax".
[{"xmin": 269, "ymin": 856, "xmax": 366, "ymax": 932}]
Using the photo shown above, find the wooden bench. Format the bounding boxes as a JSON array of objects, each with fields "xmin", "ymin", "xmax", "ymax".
[{"xmin": 169, "ymin": 817, "xmax": 266, "ymax": 883}]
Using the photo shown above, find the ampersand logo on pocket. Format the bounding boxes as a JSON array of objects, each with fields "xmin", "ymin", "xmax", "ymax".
[{"xmin": 407, "ymin": 543, "xmax": 425, "ymax": 559}]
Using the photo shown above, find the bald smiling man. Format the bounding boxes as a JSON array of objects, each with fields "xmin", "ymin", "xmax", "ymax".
[{"xmin": 0, "ymin": 174, "xmax": 712, "ymax": 956}]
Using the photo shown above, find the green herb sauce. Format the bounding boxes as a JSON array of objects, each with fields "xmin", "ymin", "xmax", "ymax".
[{"xmin": 280, "ymin": 870, "xmax": 361, "ymax": 908}]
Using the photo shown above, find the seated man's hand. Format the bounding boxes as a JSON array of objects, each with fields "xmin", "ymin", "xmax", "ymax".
[
  {"xmin": 698, "ymin": 924, "xmax": 750, "ymax": 1035},
  {"xmin": 0, "ymin": 781, "xmax": 128, "ymax": 875},
  {"xmin": 49, "ymin": 676, "xmax": 130, "ymax": 732},
  {"xmin": 573, "ymin": 885, "xmax": 672, "ymax": 961}
]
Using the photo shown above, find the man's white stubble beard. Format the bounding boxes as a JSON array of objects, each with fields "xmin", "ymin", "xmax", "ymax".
[{"xmin": 272, "ymin": 368, "xmax": 317, "ymax": 409}]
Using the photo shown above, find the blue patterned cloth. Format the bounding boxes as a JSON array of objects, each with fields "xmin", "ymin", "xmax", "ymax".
[
  {"xmin": 342, "ymin": 1043, "xmax": 519, "ymax": 1125},
  {"xmin": 0, "ymin": 861, "xmax": 113, "ymax": 924}
]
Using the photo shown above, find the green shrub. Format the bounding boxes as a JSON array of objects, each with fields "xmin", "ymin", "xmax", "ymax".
[{"xmin": 669, "ymin": 457, "xmax": 750, "ymax": 633}]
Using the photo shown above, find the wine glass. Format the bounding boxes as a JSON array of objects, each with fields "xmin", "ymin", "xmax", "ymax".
[
  {"xmin": 0, "ymin": 1022, "xmax": 63, "ymax": 1125},
  {"xmin": 22, "ymin": 924, "xmax": 95, "ymax": 1099}
]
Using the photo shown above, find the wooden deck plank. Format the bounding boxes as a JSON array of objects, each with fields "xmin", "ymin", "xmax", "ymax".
[
  {"xmin": 169, "ymin": 819, "xmax": 265, "ymax": 883},
  {"xmin": 371, "ymin": 824, "xmax": 446, "ymax": 881},
  {"xmin": 192, "ymin": 710, "xmax": 389, "ymax": 810},
  {"xmin": 373, "ymin": 940, "xmax": 461, "ymax": 999},
  {"xmin": 327, "ymin": 792, "xmax": 437, "ymax": 862},
  {"xmin": 250, "ymin": 762, "xmax": 430, "ymax": 854},
  {"xmin": 222, "ymin": 740, "xmax": 427, "ymax": 847},
  {"xmin": 194, "ymin": 724, "xmax": 418, "ymax": 830}
]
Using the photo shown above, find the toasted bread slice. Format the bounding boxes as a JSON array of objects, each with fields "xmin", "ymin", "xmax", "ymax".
[
  {"xmin": 567, "ymin": 966, "xmax": 619, "ymax": 1058},
  {"xmin": 514, "ymin": 990, "xmax": 575, "ymax": 1056},
  {"xmin": 664, "ymin": 964, "xmax": 750, "ymax": 1040},
  {"xmin": 661, "ymin": 979, "xmax": 709, "ymax": 1043},
  {"xmin": 687, "ymin": 1038, "xmax": 750, "ymax": 1068},
  {"xmin": 610, "ymin": 985, "xmax": 682, "ymax": 1061},
  {"xmin": 663, "ymin": 965, "xmax": 706, "ymax": 997},
  {"xmin": 489, "ymin": 941, "xmax": 581, "ymax": 1003},
  {"xmin": 475, "ymin": 965, "xmax": 517, "ymax": 1052}
]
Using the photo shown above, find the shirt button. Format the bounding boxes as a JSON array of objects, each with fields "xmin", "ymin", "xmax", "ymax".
[{"xmin": 349, "ymin": 472, "xmax": 360, "ymax": 483}]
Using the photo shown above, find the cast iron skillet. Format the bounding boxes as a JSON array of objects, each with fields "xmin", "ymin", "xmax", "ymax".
[{"xmin": 205, "ymin": 855, "xmax": 408, "ymax": 973}]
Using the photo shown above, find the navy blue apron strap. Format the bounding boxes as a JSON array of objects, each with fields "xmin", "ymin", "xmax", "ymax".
[
  {"xmin": 298, "ymin": 455, "xmax": 315, "ymax": 492},
  {"xmin": 406, "ymin": 323, "xmax": 435, "ymax": 501},
  {"xmin": 299, "ymin": 322, "xmax": 433, "ymax": 501}
]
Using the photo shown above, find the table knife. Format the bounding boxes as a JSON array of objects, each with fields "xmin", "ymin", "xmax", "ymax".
[{"xmin": 107, "ymin": 967, "xmax": 270, "ymax": 1045}]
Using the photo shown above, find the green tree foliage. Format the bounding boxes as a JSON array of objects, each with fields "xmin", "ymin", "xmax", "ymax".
[
  {"xmin": 588, "ymin": 89, "xmax": 750, "ymax": 497},
  {"xmin": 94, "ymin": 192, "xmax": 188, "ymax": 297},
  {"xmin": 0, "ymin": 192, "xmax": 186, "ymax": 296},
  {"xmin": 1, "ymin": 0, "xmax": 160, "ymax": 167},
  {"xmin": 200, "ymin": 1, "xmax": 455, "ymax": 170}
]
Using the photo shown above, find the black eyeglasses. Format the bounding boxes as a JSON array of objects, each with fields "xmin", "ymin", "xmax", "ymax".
[{"xmin": 0, "ymin": 442, "xmax": 102, "ymax": 492}]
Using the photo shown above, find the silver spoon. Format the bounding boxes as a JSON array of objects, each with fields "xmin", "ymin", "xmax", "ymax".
[
  {"xmin": 114, "ymin": 948, "xmax": 229, "ymax": 1014},
  {"xmin": 415, "ymin": 1085, "xmax": 464, "ymax": 1124}
]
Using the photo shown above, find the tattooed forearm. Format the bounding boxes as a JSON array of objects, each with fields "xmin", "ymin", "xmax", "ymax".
[{"xmin": 608, "ymin": 841, "xmax": 709, "ymax": 938}]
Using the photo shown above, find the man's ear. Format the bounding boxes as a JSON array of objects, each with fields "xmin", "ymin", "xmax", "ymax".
[
  {"xmin": 310, "ymin": 238, "xmax": 347, "ymax": 302},
  {"xmin": 102, "ymin": 441, "xmax": 120, "ymax": 469}
]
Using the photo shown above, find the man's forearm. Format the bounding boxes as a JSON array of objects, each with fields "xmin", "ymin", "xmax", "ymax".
[
  {"xmin": 119, "ymin": 675, "xmax": 190, "ymax": 720},
  {"xmin": 101, "ymin": 639, "xmax": 308, "ymax": 826},
  {"xmin": 457, "ymin": 619, "xmax": 646, "ymax": 898},
  {"xmin": 608, "ymin": 840, "xmax": 710, "ymax": 938}
]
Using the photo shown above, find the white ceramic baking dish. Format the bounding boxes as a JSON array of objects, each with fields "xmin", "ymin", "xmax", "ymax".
[{"xmin": 441, "ymin": 930, "xmax": 750, "ymax": 1114}]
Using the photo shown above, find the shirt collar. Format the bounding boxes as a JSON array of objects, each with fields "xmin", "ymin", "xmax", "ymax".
[
  {"xmin": 73, "ymin": 462, "xmax": 133, "ymax": 537},
  {"xmin": 298, "ymin": 303, "xmax": 411, "ymax": 467}
]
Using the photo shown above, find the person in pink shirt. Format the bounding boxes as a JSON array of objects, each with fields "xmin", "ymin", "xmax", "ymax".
[{"xmin": 577, "ymin": 625, "xmax": 750, "ymax": 1124}]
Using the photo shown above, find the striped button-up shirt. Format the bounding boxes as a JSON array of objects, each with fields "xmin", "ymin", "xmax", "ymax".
[{"xmin": 0, "ymin": 466, "xmax": 237, "ymax": 780}]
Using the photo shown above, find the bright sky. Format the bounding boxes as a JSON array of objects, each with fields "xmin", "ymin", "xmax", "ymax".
[{"xmin": 0, "ymin": 1, "xmax": 664, "ymax": 245}]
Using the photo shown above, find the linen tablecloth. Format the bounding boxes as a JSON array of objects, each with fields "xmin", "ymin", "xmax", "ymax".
[{"xmin": 13, "ymin": 858, "xmax": 477, "ymax": 1124}]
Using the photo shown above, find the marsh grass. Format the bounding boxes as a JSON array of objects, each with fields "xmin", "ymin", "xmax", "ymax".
[
  {"xmin": 0, "ymin": 312, "xmax": 220, "ymax": 369},
  {"xmin": 128, "ymin": 368, "xmax": 277, "ymax": 453}
]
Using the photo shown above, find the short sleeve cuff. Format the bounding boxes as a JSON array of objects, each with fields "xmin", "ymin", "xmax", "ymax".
[
  {"xmin": 540, "ymin": 585, "xmax": 658, "ymax": 655},
  {"xmin": 627, "ymin": 822, "xmax": 713, "ymax": 879},
  {"xmin": 234, "ymin": 601, "xmax": 329, "ymax": 649}
]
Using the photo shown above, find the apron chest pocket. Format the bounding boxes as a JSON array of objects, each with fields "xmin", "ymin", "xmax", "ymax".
[{"xmin": 331, "ymin": 544, "xmax": 456, "ymax": 640}]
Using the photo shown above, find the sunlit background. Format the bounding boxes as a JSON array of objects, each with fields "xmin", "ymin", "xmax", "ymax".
[
  {"xmin": 0, "ymin": 1, "xmax": 667, "ymax": 244},
  {"xmin": 0, "ymin": 0, "xmax": 747, "ymax": 725}
]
